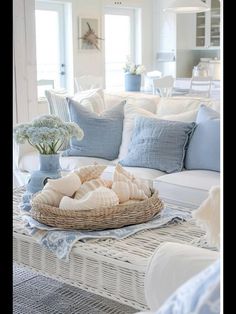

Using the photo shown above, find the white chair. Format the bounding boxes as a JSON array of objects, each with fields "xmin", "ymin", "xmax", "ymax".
[
  {"xmin": 151, "ymin": 75, "xmax": 174, "ymax": 97},
  {"xmin": 74, "ymin": 75, "xmax": 103, "ymax": 92},
  {"xmin": 188, "ymin": 76, "xmax": 212, "ymax": 98},
  {"xmin": 45, "ymin": 89, "xmax": 71, "ymax": 122},
  {"xmin": 144, "ymin": 71, "xmax": 162, "ymax": 92}
]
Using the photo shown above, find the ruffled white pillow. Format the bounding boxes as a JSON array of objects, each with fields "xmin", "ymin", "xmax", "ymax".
[
  {"xmin": 72, "ymin": 88, "xmax": 105, "ymax": 114},
  {"xmin": 118, "ymin": 102, "xmax": 156, "ymax": 160},
  {"xmin": 192, "ymin": 185, "xmax": 220, "ymax": 249}
]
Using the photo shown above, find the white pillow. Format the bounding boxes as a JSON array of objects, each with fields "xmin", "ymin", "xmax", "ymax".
[
  {"xmin": 72, "ymin": 88, "xmax": 105, "ymax": 114},
  {"xmin": 118, "ymin": 102, "xmax": 156, "ymax": 160},
  {"xmin": 156, "ymin": 96, "xmax": 216, "ymax": 117},
  {"xmin": 192, "ymin": 185, "xmax": 220, "ymax": 249},
  {"xmin": 161, "ymin": 108, "xmax": 198, "ymax": 122}
]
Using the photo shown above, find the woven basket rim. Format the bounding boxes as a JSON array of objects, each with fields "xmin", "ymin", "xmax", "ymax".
[
  {"xmin": 31, "ymin": 189, "xmax": 159, "ymax": 215},
  {"xmin": 30, "ymin": 188, "xmax": 164, "ymax": 230}
]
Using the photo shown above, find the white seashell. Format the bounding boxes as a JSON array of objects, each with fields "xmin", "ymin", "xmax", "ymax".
[
  {"xmin": 122, "ymin": 200, "xmax": 141, "ymax": 205},
  {"xmin": 33, "ymin": 189, "xmax": 63, "ymax": 207},
  {"xmin": 112, "ymin": 181, "xmax": 147, "ymax": 203},
  {"xmin": 115, "ymin": 163, "xmax": 135, "ymax": 180},
  {"xmin": 133, "ymin": 178, "xmax": 152, "ymax": 198},
  {"xmin": 75, "ymin": 165, "xmax": 107, "ymax": 183},
  {"xmin": 103, "ymin": 179, "xmax": 113, "ymax": 188},
  {"xmin": 113, "ymin": 171, "xmax": 130, "ymax": 183},
  {"xmin": 114, "ymin": 164, "xmax": 151, "ymax": 197},
  {"xmin": 46, "ymin": 173, "xmax": 81, "ymax": 196},
  {"xmin": 74, "ymin": 179, "xmax": 109, "ymax": 200},
  {"xmin": 59, "ymin": 187, "xmax": 119, "ymax": 210}
]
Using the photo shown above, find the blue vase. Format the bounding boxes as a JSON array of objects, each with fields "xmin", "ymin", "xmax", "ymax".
[
  {"xmin": 124, "ymin": 73, "xmax": 141, "ymax": 91},
  {"xmin": 26, "ymin": 154, "xmax": 61, "ymax": 194}
]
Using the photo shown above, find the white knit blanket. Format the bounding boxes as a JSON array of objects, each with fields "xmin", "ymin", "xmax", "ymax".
[{"xmin": 20, "ymin": 201, "xmax": 193, "ymax": 261}]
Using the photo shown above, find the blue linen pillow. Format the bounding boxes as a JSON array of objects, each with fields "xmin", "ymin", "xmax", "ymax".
[
  {"xmin": 196, "ymin": 104, "xmax": 220, "ymax": 123},
  {"xmin": 120, "ymin": 116, "xmax": 195, "ymax": 173},
  {"xmin": 63, "ymin": 99, "xmax": 125, "ymax": 160},
  {"xmin": 185, "ymin": 105, "xmax": 220, "ymax": 172},
  {"xmin": 154, "ymin": 259, "xmax": 220, "ymax": 314}
]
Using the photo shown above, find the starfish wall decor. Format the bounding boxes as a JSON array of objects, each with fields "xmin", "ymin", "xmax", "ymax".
[{"xmin": 79, "ymin": 22, "xmax": 104, "ymax": 51}]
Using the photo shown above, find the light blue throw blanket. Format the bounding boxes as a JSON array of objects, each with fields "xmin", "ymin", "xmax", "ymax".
[{"xmin": 20, "ymin": 194, "xmax": 193, "ymax": 261}]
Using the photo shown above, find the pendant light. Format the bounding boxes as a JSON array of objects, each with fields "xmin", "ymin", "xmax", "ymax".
[{"xmin": 163, "ymin": 0, "xmax": 210, "ymax": 14}]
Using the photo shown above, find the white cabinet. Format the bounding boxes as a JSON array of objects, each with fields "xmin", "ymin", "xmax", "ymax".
[{"xmin": 195, "ymin": 0, "xmax": 220, "ymax": 49}]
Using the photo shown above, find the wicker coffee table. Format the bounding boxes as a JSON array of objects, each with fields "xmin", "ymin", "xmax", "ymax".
[{"xmin": 13, "ymin": 187, "xmax": 205, "ymax": 310}]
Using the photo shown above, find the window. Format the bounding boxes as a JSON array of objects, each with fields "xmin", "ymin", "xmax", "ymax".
[
  {"xmin": 35, "ymin": 1, "xmax": 66, "ymax": 99},
  {"xmin": 104, "ymin": 8, "xmax": 136, "ymax": 89}
]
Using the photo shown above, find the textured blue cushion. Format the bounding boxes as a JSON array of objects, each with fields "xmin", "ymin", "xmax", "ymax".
[
  {"xmin": 196, "ymin": 104, "xmax": 220, "ymax": 123},
  {"xmin": 63, "ymin": 99, "xmax": 125, "ymax": 160},
  {"xmin": 120, "ymin": 116, "xmax": 195, "ymax": 173},
  {"xmin": 185, "ymin": 105, "xmax": 220, "ymax": 172}
]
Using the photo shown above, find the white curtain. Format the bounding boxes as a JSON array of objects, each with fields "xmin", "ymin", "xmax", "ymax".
[{"xmin": 13, "ymin": 0, "xmax": 38, "ymax": 123}]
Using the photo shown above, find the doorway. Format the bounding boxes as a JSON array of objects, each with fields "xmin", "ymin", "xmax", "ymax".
[
  {"xmin": 104, "ymin": 8, "xmax": 136, "ymax": 89},
  {"xmin": 35, "ymin": 1, "xmax": 66, "ymax": 99}
]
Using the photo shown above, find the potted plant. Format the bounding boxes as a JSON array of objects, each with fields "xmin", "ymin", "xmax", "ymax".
[
  {"xmin": 14, "ymin": 115, "xmax": 84, "ymax": 194},
  {"xmin": 123, "ymin": 58, "xmax": 146, "ymax": 92}
]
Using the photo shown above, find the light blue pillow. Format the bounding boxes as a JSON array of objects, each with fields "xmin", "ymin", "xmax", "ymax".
[
  {"xmin": 154, "ymin": 259, "xmax": 220, "ymax": 314},
  {"xmin": 185, "ymin": 105, "xmax": 220, "ymax": 172},
  {"xmin": 63, "ymin": 99, "xmax": 125, "ymax": 160},
  {"xmin": 120, "ymin": 116, "xmax": 195, "ymax": 173},
  {"xmin": 196, "ymin": 104, "xmax": 220, "ymax": 123}
]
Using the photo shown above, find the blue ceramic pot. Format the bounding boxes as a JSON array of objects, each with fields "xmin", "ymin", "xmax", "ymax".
[
  {"xmin": 26, "ymin": 154, "xmax": 61, "ymax": 194},
  {"xmin": 124, "ymin": 73, "xmax": 141, "ymax": 91}
]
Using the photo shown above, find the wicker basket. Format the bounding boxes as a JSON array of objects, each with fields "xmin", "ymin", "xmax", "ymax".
[{"xmin": 30, "ymin": 190, "xmax": 164, "ymax": 230}]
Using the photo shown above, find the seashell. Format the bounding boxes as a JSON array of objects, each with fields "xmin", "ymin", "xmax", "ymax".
[
  {"xmin": 113, "ymin": 171, "xmax": 130, "ymax": 183},
  {"xmin": 46, "ymin": 173, "xmax": 81, "ymax": 196},
  {"xmin": 33, "ymin": 189, "xmax": 63, "ymax": 207},
  {"xmin": 75, "ymin": 165, "xmax": 107, "ymax": 183},
  {"xmin": 133, "ymin": 178, "xmax": 152, "ymax": 198},
  {"xmin": 103, "ymin": 179, "xmax": 113, "ymax": 188},
  {"xmin": 74, "ymin": 179, "xmax": 109, "ymax": 200},
  {"xmin": 112, "ymin": 181, "xmax": 147, "ymax": 203},
  {"xmin": 115, "ymin": 164, "xmax": 151, "ymax": 197},
  {"xmin": 115, "ymin": 163, "xmax": 135, "ymax": 180},
  {"xmin": 59, "ymin": 187, "xmax": 119, "ymax": 210},
  {"xmin": 122, "ymin": 200, "xmax": 141, "ymax": 205}
]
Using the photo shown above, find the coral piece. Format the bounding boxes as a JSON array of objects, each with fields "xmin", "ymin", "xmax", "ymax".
[{"xmin": 79, "ymin": 22, "xmax": 104, "ymax": 51}]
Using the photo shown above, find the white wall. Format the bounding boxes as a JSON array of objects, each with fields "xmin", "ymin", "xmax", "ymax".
[{"xmin": 14, "ymin": 0, "xmax": 155, "ymax": 120}]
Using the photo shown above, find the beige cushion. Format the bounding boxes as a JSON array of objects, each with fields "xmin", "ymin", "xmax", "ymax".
[
  {"xmin": 153, "ymin": 170, "xmax": 220, "ymax": 206},
  {"xmin": 160, "ymin": 108, "xmax": 198, "ymax": 122},
  {"xmin": 118, "ymin": 102, "xmax": 157, "ymax": 160},
  {"xmin": 72, "ymin": 88, "xmax": 105, "ymax": 114},
  {"xmin": 156, "ymin": 96, "xmax": 217, "ymax": 117}
]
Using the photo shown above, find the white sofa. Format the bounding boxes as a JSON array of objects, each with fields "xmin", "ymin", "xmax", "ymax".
[
  {"xmin": 13, "ymin": 92, "xmax": 220, "ymax": 311},
  {"xmin": 14, "ymin": 92, "xmax": 220, "ymax": 208}
]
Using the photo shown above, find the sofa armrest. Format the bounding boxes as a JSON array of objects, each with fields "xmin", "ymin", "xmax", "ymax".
[
  {"xmin": 13, "ymin": 140, "xmax": 37, "ymax": 170},
  {"xmin": 145, "ymin": 242, "xmax": 219, "ymax": 312}
]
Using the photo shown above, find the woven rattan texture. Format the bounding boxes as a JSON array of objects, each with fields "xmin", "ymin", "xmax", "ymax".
[
  {"xmin": 13, "ymin": 187, "xmax": 207, "ymax": 310},
  {"xmin": 13, "ymin": 263, "xmax": 136, "ymax": 314},
  {"xmin": 30, "ymin": 190, "xmax": 164, "ymax": 230}
]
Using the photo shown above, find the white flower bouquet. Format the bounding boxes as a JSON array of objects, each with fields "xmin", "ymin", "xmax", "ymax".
[
  {"xmin": 123, "ymin": 57, "xmax": 146, "ymax": 75},
  {"xmin": 14, "ymin": 115, "xmax": 84, "ymax": 155}
]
